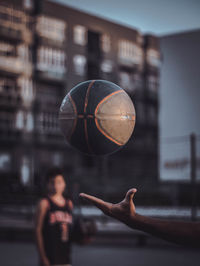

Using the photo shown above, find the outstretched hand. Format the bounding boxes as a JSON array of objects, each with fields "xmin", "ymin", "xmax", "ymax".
[
  {"xmin": 79, "ymin": 188, "xmax": 137, "ymax": 225},
  {"xmin": 80, "ymin": 188, "xmax": 200, "ymax": 247}
]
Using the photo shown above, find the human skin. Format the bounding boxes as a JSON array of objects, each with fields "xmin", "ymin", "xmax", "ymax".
[
  {"xmin": 35, "ymin": 175, "xmax": 73, "ymax": 266},
  {"xmin": 79, "ymin": 188, "xmax": 200, "ymax": 247}
]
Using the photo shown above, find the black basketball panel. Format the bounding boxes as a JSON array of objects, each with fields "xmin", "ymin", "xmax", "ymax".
[
  {"xmin": 70, "ymin": 118, "xmax": 90, "ymax": 154},
  {"xmin": 70, "ymin": 81, "xmax": 91, "ymax": 114},
  {"xmin": 86, "ymin": 80, "xmax": 122, "ymax": 115}
]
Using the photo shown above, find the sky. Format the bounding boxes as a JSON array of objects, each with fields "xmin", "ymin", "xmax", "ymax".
[{"xmin": 51, "ymin": 0, "xmax": 200, "ymax": 36}]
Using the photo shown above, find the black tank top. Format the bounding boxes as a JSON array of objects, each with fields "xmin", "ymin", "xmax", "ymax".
[{"xmin": 42, "ymin": 196, "xmax": 73, "ymax": 265}]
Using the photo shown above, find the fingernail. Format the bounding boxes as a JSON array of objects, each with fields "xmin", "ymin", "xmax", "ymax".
[{"xmin": 79, "ymin": 193, "xmax": 86, "ymax": 197}]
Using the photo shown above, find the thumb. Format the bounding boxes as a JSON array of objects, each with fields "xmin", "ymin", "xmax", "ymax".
[{"xmin": 125, "ymin": 188, "xmax": 137, "ymax": 202}]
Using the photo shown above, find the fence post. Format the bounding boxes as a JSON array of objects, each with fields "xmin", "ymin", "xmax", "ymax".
[{"xmin": 190, "ymin": 133, "xmax": 196, "ymax": 221}]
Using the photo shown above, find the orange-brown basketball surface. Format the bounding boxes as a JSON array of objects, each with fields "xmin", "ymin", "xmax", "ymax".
[{"xmin": 59, "ymin": 80, "xmax": 136, "ymax": 155}]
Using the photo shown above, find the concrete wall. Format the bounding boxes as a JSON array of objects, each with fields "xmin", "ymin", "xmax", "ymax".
[{"xmin": 159, "ymin": 30, "xmax": 200, "ymax": 181}]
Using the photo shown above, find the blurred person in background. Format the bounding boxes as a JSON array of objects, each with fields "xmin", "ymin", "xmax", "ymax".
[
  {"xmin": 35, "ymin": 168, "xmax": 73, "ymax": 266},
  {"xmin": 80, "ymin": 188, "xmax": 200, "ymax": 248}
]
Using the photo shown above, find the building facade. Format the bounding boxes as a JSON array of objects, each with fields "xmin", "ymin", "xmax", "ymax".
[{"xmin": 0, "ymin": 0, "xmax": 160, "ymax": 203}]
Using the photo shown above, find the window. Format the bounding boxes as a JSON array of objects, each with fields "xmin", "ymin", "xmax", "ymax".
[
  {"xmin": 147, "ymin": 75, "xmax": 158, "ymax": 93},
  {"xmin": 119, "ymin": 71, "xmax": 132, "ymax": 92},
  {"xmin": 101, "ymin": 60, "xmax": 113, "ymax": 73},
  {"xmin": 17, "ymin": 44, "xmax": 32, "ymax": 63},
  {"xmin": 0, "ymin": 153, "xmax": 11, "ymax": 171},
  {"xmin": 146, "ymin": 48, "xmax": 160, "ymax": 68},
  {"xmin": 23, "ymin": 0, "xmax": 33, "ymax": 10},
  {"xmin": 36, "ymin": 15, "xmax": 66, "ymax": 42},
  {"xmin": 15, "ymin": 110, "xmax": 34, "ymax": 132},
  {"xmin": 0, "ymin": 5, "xmax": 23, "ymax": 31},
  {"xmin": 0, "ymin": 78, "xmax": 16, "ymax": 94},
  {"xmin": 0, "ymin": 111, "xmax": 12, "ymax": 131},
  {"xmin": 26, "ymin": 112, "xmax": 34, "ymax": 132},
  {"xmin": 73, "ymin": 54, "xmax": 86, "ymax": 75},
  {"xmin": 36, "ymin": 111, "xmax": 59, "ymax": 134},
  {"xmin": 73, "ymin": 25, "xmax": 87, "ymax": 46},
  {"xmin": 20, "ymin": 156, "xmax": 31, "ymax": 186},
  {"xmin": 37, "ymin": 46, "xmax": 66, "ymax": 73},
  {"xmin": 0, "ymin": 79, "xmax": 3, "ymax": 92},
  {"xmin": 17, "ymin": 77, "xmax": 34, "ymax": 105},
  {"xmin": 118, "ymin": 40, "xmax": 144, "ymax": 66},
  {"xmin": 101, "ymin": 34, "xmax": 111, "ymax": 53},
  {"xmin": 53, "ymin": 152, "xmax": 62, "ymax": 166},
  {"xmin": 15, "ymin": 110, "xmax": 24, "ymax": 130},
  {"xmin": 0, "ymin": 42, "xmax": 15, "ymax": 57}
]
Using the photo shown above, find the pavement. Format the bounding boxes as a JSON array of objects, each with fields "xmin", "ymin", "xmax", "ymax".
[{"xmin": 0, "ymin": 241, "xmax": 200, "ymax": 266}]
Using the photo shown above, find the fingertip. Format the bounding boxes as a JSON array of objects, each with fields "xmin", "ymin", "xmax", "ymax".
[
  {"xmin": 125, "ymin": 188, "xmax": 137, "ymax": 200},
  {"xmin": 128, "ymin": 188, "xmax": 137, "ymax": 194}
]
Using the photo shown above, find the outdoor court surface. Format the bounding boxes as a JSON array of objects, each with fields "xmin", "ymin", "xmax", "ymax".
[{"xmin": 0, "ymin": 241, "xmax": 200, "ymax": 266}]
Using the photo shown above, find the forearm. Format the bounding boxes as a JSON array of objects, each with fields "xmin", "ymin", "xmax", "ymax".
[
  {"xmin": 79, "ymin": 190, "xmax": 200, "ymax": 247},
  {"xmin": 124, "ymin": 214, "xmax": 200, "ymax": 247},
  {"xmin": 35, "ymin": 229, "xmax": 47, "ymax": 258}
]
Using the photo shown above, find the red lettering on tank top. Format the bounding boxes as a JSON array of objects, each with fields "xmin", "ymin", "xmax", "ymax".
[
  {"xmin": 61, "ymin": 222, "xmax": 68, "ymax": 241},
  {"xmin": 49, "ymin": 211, "xmax": 72, "ymax": 225}
]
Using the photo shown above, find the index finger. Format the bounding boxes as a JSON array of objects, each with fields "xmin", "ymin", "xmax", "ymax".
[{"xmin": 79, "ymin": 193, "xmax": 112, "ymax": 215}]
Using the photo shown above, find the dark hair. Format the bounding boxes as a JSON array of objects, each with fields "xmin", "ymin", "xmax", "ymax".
[{"xmin": 45, "ymin": 167, "xmax": 64, "ymax": 196}]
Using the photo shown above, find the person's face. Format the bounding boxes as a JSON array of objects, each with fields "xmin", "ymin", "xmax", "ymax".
[{"xmin": 54, "ymin": 175, "xmax": 66, "ymax": 194}]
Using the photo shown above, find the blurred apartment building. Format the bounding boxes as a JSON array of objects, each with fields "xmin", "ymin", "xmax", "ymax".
[{"xmin": 0, "ymin": 0, "xmax": 160, "ymax": 203}]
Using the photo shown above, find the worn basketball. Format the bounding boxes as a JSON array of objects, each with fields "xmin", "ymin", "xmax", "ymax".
[{"xmin": 59, "ymin": 80, "xmax": 136, "ymax": 155}]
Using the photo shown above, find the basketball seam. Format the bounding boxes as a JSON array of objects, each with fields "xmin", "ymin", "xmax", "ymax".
[
  {"xmin": 68, "ymin": 93, "xmax": 78, "ymax": 141},
  {"xmin": 94, "ymin": 90, "xmax": 124, "ymax": 146},
  {"xmin": 84, "ymin": 80, "xmax": 95, "ymax": 113},
  {"xmin": 84, "ymin": 80, "xmax": 95, "ymax": 154}
]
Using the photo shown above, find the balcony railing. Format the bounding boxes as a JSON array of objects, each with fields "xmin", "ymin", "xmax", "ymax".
[
  {"xmin": 0, "ymin": 56, "xmax": 32, "ymax": 76},
  {"xmin": 0, "ymin": 4, "xmax": 32, "ymax": 43}
]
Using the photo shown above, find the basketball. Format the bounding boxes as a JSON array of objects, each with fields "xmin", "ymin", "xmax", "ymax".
[{"xmin": 59, "ymin": 80, "xmax": 136, "ymax": 155}]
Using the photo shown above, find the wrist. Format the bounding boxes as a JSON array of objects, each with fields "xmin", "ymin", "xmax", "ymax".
[{"xmin": 126, "ymin": 212, "xmax": 142, "ymax": 229}]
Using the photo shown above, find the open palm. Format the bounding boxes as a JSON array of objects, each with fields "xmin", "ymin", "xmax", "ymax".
[{"xmin": 79, "ymin": 188, "xmax": 137, "ymax": 224}]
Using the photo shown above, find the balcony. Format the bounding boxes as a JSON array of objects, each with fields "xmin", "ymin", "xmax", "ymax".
[
  {"xmin": 0, "ymin": 56, "xmax": 32, "ymax": 76},
  {"xmin": 0, "ymin": 23, "xmax": 22, "ymax": 43},
  {"xmin": 35, "ymin": 15, "xmax": 66, "ymax": 47},
  {"xmin": 34, "ymin": 110, "xmax": 63, "ymax": 144},
  {"xmin": 118, "ymin": 41, "xmax": 144, "ymax": 70},
  {"xmin": 36, "ymin": 46, "xmax": 66, "ymax": 83},
  {"xmin": 0, "ymin": 113, "xmax": 22, "ymax": 142},
  {"xmin": 0, "ymin": 5, "xmax": 32, "ymax": 44},
  {"xmin": 36, "ymin": 69, "xmax": 65, "ymax": 84},
  {"xmin": 145, "ymin": 48, "xmax": 161, "ymax": 73},
  {"xmin": 36, "ymin": 62, "xmax": 66, "ymax": 83},
  {"xmin": 0, "ymin": 92, "xmax": 21, "ymax": 108},
  {"xmin": 36, "ymin": 34, "xmax": 65, "ymax": 49}
]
